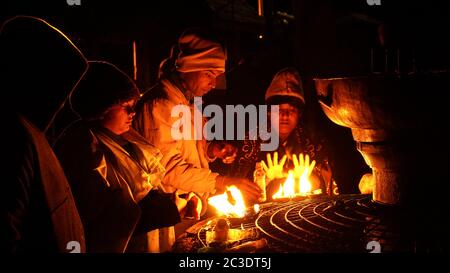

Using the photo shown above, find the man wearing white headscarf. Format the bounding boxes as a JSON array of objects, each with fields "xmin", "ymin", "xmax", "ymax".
[{"xmin": 134, "ymin": 29, "xmax": 261, "ymax": 252}]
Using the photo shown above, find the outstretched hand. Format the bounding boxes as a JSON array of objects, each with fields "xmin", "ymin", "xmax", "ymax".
[
  {"xmin": 261, "ymin": 152, "xmax": 287, "ymax": 181},
  {"xmin": 292, "ymin": 153, "xmax": 316, "ymax": 179}
]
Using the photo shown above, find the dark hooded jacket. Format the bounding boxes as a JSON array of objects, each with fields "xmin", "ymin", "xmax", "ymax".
[
  {"xmin": 1, "ymin": 16, "xmax": 87, "ymax": 253},
  {"xmin": 54, "ymin": 61, "xmax": 180, "ymax": 253}
]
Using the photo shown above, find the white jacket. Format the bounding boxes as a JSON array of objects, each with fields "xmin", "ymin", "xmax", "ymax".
[{"xmin": 134, "ymin": 78, "xmax": 218, "ymax": 196}]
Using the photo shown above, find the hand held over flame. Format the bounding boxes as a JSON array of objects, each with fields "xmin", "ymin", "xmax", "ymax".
[
  {"xmin": 216, "ymin": 176, "xmax": 262, "ymax": 203},
  {"xmin": 293, "ymin": 153, "xmax": 316, "ymax": 179},
  {"xmin": 261, "ymin": 152, "xmax": 287, "ymax": 181}
]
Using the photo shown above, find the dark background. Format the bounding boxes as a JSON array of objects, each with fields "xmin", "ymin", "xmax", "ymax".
[{"xmin": 2, "ymin": 0, "xmax": 450, "ymax": 192}]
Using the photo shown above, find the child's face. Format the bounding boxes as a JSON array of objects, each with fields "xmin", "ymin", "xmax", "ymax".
[
  {"xmin": 100, "ymin": 99, "xmax": 136, "ymax": 135},
  {"xmin": 272, "ymin": 103, "xmax": 300, "ymax": 137}
]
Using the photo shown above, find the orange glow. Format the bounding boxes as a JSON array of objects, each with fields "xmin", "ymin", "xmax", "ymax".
[
  {"xmin": 299, "ymin": 167, "xmax": 311, "ymax": 194},
  {"xmin": 253, "ymin": 204, "xmax": 260, "ymax": 214},
  {"xmin": 272, "ymin": 168, "xmax": 316, "ymax": 199},
  {"xmin": 208, "ymin": 186, "xmax": 247, "ymax": 218},
  {"xmin": 132, "ymin": 40, "xmax": 137, "ymax": 81},
  {"xmin": 258, "ymin": 0, "xmax": 264, "ymax": 17}
]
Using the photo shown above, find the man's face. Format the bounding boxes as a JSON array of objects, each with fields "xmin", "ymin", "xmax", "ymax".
[
  {"xmin": 181, "ymin": 70, "xmax": 222, "ymax": 97},
  {"xmin": 272, "ymin": 103, "xmax": 301, "ymax": 137}
]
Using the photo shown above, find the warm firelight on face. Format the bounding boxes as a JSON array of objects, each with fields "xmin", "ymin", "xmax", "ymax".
[{"xmin": 208, "ymin": 186, "xmax": 247, "ymax": 218}]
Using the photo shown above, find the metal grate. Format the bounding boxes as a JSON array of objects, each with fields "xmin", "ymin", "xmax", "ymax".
[{"xmin": 192, "ymin": 194, "xmax": 431, "ymax": 252}]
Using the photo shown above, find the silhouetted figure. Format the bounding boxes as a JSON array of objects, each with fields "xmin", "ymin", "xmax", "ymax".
[{"xmin": 1, "ymin": 16, "xmax": 87, "ymax": 253}]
